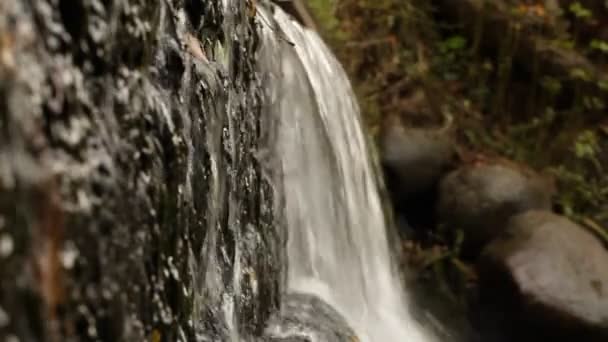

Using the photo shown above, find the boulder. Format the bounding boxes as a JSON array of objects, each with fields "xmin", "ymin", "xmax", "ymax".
[
  {"xmin": 380, "ymin": 119, "xmax": 456, "ymax": 231},
  {"xmin": 437, "ymin": 161, "xmax": 553, "ymax": 254},
  {"xmin": 475, "ymin": 211, "xmax": 608, "ymax": 342},
  {"xmin": 265, "ymin": 293, "xmax": 358, "ymax": 342},
  {"xmin": 380, "ymin": 118, "xmax": 455, "ymax": 200}
]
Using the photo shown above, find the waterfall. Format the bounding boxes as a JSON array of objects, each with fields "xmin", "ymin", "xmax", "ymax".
[
  {"xmin": 0, "ymin": 0, "xmax": 440, "ymax": 340},
  {"xmin": 258, "ymin": 6, "xmax": 434, "ymax": 342}
]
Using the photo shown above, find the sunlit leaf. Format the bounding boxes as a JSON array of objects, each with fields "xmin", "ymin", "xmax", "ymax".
[{"xmin": 569, "ymin": 2, "xmax": 593, "ymax": 19}]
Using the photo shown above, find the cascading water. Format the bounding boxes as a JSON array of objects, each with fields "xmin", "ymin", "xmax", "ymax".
[
  {"xmin": 258, "ymin": 6, "xmax": 434, "ymax": 342},
  {"xmin": 0, "ymin": 0, "xmax": 438, "ymax": 340}
]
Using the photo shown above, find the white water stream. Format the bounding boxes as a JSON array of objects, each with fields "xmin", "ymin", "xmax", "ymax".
[{"xmin": 259, "ymin": 6, "xmax": 434, "ymax": 342}]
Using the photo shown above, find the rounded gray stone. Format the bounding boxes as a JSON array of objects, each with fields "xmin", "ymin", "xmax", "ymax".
[
  {"xmin": 477, "ymin": 210, "xmax": 608, "ymax": 341},
  {"xmin": 437, "ymin": 162, "xmax": 553, "ymax": 254}
]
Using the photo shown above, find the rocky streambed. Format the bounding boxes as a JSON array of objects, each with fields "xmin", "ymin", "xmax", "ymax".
[{"xmin": 381, "ymin": 115, "xmax": 608, "ymax": 342}]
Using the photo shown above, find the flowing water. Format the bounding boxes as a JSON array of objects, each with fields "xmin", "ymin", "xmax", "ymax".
[
  {"xmin": 258, "ymin": 6, "xmax": 433, "ymax": 342},
  {"xmin": 0, "ymin": 0, "xmax": 435, "ymax": 340}
]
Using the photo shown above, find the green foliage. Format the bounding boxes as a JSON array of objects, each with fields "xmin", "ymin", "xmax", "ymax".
[
  {"xmin": 540, "ymin": 76, "xmax": 563, "ymax": 95},
  {"xmin": 438, "ymin": 35, "xmax": 467, "ymax": 52},
  {"xmin": 569, "ymin": 2, "xmax": 593, "ymax": 20},
  {"xmin": 307, "ymin": 0, "xmax": 434, "ymax": 132},
  {"xmin": 550, "ymin": 164, "xmax": 607, "ymax": 217},
  {"xmin": 308, "ymin": 0, "xmax": 608, "ymax": 238},
  {"xmin": 573, "ymin": 130, "xmax": 598, "ymax": 159},
  {"xmin": 590, "ymin": 39, "xmax": 608, "ymax": 53},
  {"xmin": 307, "ymin": 0, "xmax": 344, "ymax": 41},
  {"xmin": 582, "ymin": 95, "xmax": 606, "ymax": 111},
  {"xmin": 569, "ymin": 67, "xmax": 591, "ymax": 81},
  {"xmin": 435, "ymin": 36, "xmax": 469, "ymax": 81}
]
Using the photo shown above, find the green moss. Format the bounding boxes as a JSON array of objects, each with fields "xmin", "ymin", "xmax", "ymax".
[{"xmin": 307, "ymin": 0, "xmax": 342, "ymax": 39}]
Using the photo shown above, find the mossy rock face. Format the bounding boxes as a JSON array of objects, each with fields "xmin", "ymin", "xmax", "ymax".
[
  {"xmin": 475, "ymin": 210, "xmax": 608, "ymax": 342},
  {"xmin": 437, "ymin": 161, "xmax": 553, "ymax": 256}
]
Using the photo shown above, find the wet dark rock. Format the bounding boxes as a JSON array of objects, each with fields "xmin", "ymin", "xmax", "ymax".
[
  {"xmin": 0, "ymin": 0, "xmax": 280, "ymax": 341},
  {"xmin": 475, "ymin": 210, "xmax": 608, "ymax": 342},
  {"xmin": 265, "ymin": 293, "xmax": 358, "ymax": 342},
  {"xmin": 380, "ymin": 115, "xmax": 455, "ymax": 231},
  {"xmin": 437, "ymin": 161, "xmax": 553, "ymax": 255}
]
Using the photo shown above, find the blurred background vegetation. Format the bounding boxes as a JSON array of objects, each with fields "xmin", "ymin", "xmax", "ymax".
[
  {"xmin": 301, "ymin": 3, "xmax": 608, "ymax": 328},
  {"xmin": 306, "ymin": 0, "xmax": 608, "ymax": 237}
]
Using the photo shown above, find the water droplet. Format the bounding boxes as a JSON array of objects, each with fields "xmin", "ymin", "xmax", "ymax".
[
  {"xmin": 87, "ymin": 324, "xmax": 98, "ymax": 338},
  {"xmin": 0, "ymin": 234, "xmax": 14, "ymax": 258},
  {"xmin": 167, "ymin": 256, "xmax": 180, "ymax": 281},
  {"xmin": 102, "ymin": 288, "xmax": 112, "ymax": 300},
  {"xmin": 161, "ymin": 307, "xmax": 172, "ymax": 324},
  {"xmin": 77, "ymin": 304, "xmax": 89, "ymax": 315},
  {"xmin": 61, "ymin": 241, "xmax": 79, "ymax": 269}
]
